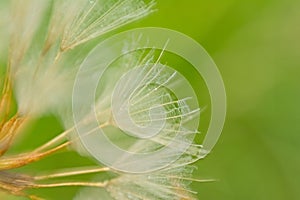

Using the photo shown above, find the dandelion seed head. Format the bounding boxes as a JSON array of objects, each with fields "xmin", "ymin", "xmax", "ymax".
[{"xmin": 0, "ymin": 0, "xmax": 223, "ymax": 199}]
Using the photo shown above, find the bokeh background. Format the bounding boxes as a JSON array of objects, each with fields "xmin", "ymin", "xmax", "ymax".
[
  {"xmin": 1, "ymin": 0, "xmax": 300, "ymax": 199},
  {"xmin": 147, "ymin": 0, "xmax": 300, "ymax": 199}
]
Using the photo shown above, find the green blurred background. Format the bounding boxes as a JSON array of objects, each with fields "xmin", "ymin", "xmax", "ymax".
[
  {"xmin": 145, "ymin": 0, "xmax": 300, "ymax": 200},
  {"xmin": 2, "ymin": 0, "xmax": 300, "ymax": 199}
]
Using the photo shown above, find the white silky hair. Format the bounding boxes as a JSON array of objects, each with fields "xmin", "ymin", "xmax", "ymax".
[
  {"xmin": 66, "ymin": 47, "xmax": 200, "ymax": 152},
  {"xmin": 6, "ymin": 0, "xmax": 154, "ymax": 116},
  {"xmin": 74, "ymin": 158, "xmax": 198, "ymax": 200},
  {"xmin": 72, "ymin": 47, "xmax": 201, "ymax": 199},
  {"xmin": 61, "ymin": 0, "xmax": 155, "ymax": 51},
  {"xmin": 14, "ymin": 53, "xmax": 75, "ymax": 115},
  {"xmin": 106, "ymin": 164, "xmax": 198, "ymax": 200},
  {"xmin": 109, "ymin": 62, "xmax": 201, "ymax": 171}
]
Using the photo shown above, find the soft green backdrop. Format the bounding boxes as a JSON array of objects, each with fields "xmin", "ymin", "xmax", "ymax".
[{"xmin": 1, "ymin": 0, "xmax": 300, "ymax": 199}]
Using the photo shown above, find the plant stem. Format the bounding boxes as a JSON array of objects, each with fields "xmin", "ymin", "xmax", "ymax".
[
  {"xmin": 33, "ymin": 127, "xmax": 75, "ymax": 153},
  {"xmin": 34, "ymin": 166, "xmax": 110, "ymax": 180},
  {"xmin": 34, "ymin": 121, "xmax": 110, "ymax": 153},
  {"xmin": 0, "ymin": 141, "xmax": 69, "ymax": 170},
  {"xmin": 33, "ymin": 181, "xmax": 108, "ymax": 188}
]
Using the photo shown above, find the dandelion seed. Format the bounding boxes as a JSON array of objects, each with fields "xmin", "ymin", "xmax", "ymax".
[
  {"xmin": 74, "ymin": 158, "xmax": 204, "ymax": 200},
  {"xmin": 61, "ymin": 0, "xmax": 155, "ymax": 51},
  {"xmin": 42, "ymin": 0, "xmax": 85, "ymax": 54}
]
